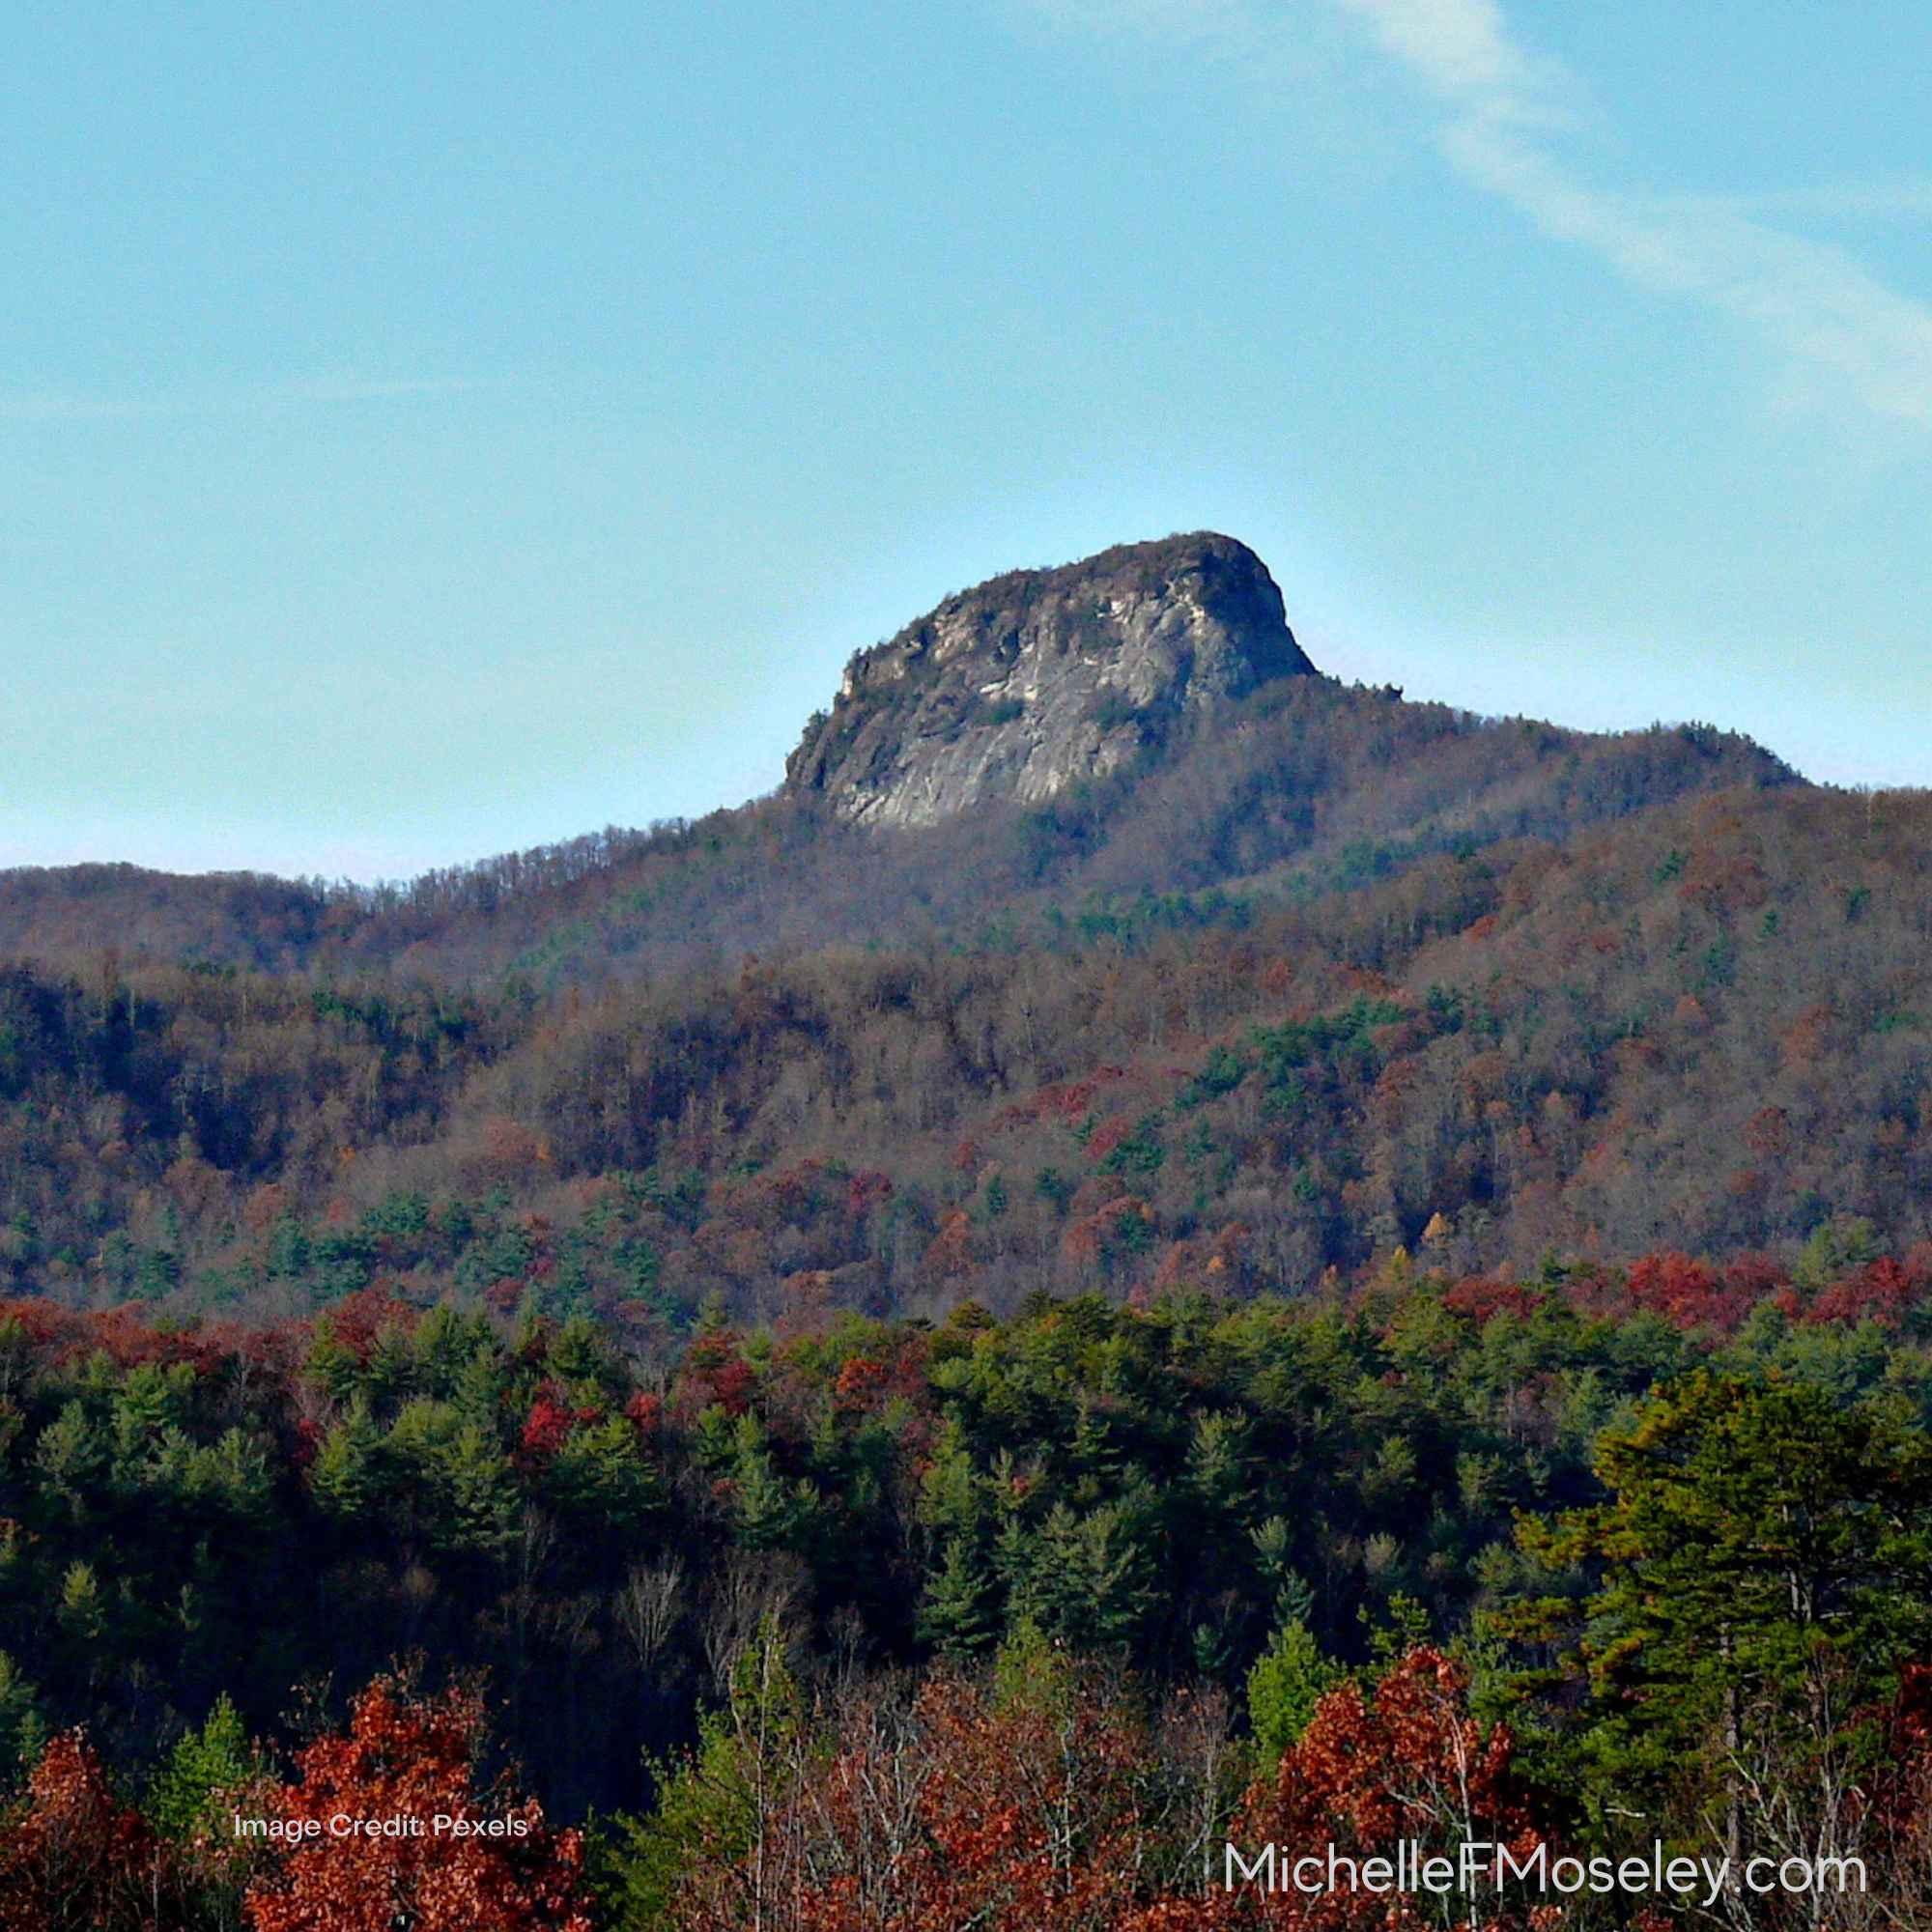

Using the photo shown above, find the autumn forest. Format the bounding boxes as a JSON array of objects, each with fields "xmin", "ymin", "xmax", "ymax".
[{"xmin": 3, "ymin": 578, "xmax": 1932, "ymax": 1926}]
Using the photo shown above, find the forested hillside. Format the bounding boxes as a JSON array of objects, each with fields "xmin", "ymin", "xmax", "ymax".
[
  {"xmin": 4, "ymin": 537, "xmax": 1931, "ymax": 1924},
  {"xmin": 0, "ymin": 786, "xmax": 1924, "ymax": 1330},
  {"xmin": 0, "ymin": 681, "xmax": 1786, "ymax": 984},
  {"xmin": 4, "ymin": 1271, "xmax": 1932, "ymax": 1924}
]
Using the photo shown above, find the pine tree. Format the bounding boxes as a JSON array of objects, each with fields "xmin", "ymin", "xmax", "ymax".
[
  {"xmin": 439, "ymin": 1422, "xmax": 521, "ymax": 1554},
  {"xmin": 148, "ymin": 1693, "xmax": 258, "ymax": 1840},
  {"xmin": 450, "ymin": 1339, "xmax": 507, "ymax": 1431},
  {"xmin": 309, "ymin": 1400, "xmax": 384, "ymax": 1520},
  {"xmin": 917, "ymin": 1533, "xmax": 999, "ymax": 1658},
  {"xmin": 1246, "ymin": 1618, "xmax": 1341, "ymax": 1762},
  {"xmin": 0, "ymin": 1651, "xmax": 46, "ymax": 1794},
  {"xmin": 1523, "ymin": 1372, "xmax": 1932, "ymax": 1847}
]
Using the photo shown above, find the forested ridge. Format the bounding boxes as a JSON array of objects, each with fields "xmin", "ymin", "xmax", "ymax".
[
  {"xmin": 6, "ymin": 612, "xmax": 1932, "ymax": 1920},
  {"xmin": 0, "ymin": 786, "xmax": 1926, "ymax": 1328},
  {"xmin": 0, "ymin": 678, "xmax": 1786, "ymax": 981}
]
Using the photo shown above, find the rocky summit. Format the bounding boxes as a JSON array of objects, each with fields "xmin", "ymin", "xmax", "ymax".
[{"xmin": 782, "ymin": 532, "xmax": 1319, "ymax": 827}]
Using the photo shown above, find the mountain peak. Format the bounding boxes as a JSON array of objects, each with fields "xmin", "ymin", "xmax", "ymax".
[{"xmin": 783, "ymin": 532, "xmax": 1319, "ymax": 827}]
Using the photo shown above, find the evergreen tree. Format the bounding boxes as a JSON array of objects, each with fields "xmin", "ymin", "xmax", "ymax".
[
  {"xmin": 148, "ymin": 1693, "xmax": 258, "ymax": 1840},
  {"xmin": 309, "ymin": 1400, "xmax": 384, "ymax": 1520},
  {"xmin": 1525, "ymin": 1372, "xmax": 1932, "ymax": 1842},
  {"xmin": 0, "ymin": 1652, "xmax": 46, "ymax": 1794},
  {"xmin": 917, "ymin": 1533, "xmax": 1000, "ymax": 1658},
  {"xmin": 1246, "ymin": 1617, "xmax": 1341, "ymax": 1761}
]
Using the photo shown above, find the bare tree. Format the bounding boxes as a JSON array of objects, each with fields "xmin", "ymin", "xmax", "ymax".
[{"xmin": 614, "ymin": 1557, "xmax": 685, "ymax": 1674}]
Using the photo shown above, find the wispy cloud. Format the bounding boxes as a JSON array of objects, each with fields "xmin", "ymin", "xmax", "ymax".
[
  {"xmin": 0, "ymin": 374, "xmax": 487, "ymax": 425},
  {"xmin": 1336, "ymin": 0, "xmax": 1541, "ymax": 101},
  {"xmin": 1710, "ymin": 180, "xmax": 1932, "ymax": 224},
  {"xmin": 1022, "ymin": 0, "xmax": 1932, "ymax": 431}
]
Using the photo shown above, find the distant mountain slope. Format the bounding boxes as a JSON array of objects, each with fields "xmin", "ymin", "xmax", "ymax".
[
  {"xmin": 0, "ymin": 536, "xmax": 1799, "ymax": 984},
  {"xmin": 451, "ymin": 683, "xmax": 1795, "ymax": 986},
  {"xmin": 1, "ymin": 784, "xmax": 1926, "ymax": 1321}
]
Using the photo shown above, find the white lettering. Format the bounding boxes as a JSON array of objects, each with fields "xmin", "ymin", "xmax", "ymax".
[{"xmin": 1224, "ymin": 1843, "xmax": 1275, "ymax": 1890}]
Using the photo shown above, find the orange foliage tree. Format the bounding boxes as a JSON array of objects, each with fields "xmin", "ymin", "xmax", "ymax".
[
  {"xmin": 662, "ymin": 1641, "xmax": 1214, "ymax": 1932},
  {"xmin": 0, "ymin": 1728, "xmax": 172, "ymax": 1932},
  {"xmin": 656, "ymin": 1644, "xmax": 1577, "ymax": 1932},
  {"xmin": 242, "ymin": 1676, "xmax": 590, "ymax": 1932},
  {"xmin": 1226, "ymin": 1648, "xmax": 1565, "ymax": 1930}
]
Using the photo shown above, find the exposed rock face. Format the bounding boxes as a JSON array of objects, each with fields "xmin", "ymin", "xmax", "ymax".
[{"xmin": 784, "ymin": 533, "xmax": 1319, "ymax": 828}]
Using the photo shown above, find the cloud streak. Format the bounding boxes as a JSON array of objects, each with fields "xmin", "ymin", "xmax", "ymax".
[
  {"xmin": 0, "ymin": 375, "xmax": 487, "ymax": 426},
  {"xmin": 1026, "ymin": 0, "xmax": 1932, "ymax": 431}
]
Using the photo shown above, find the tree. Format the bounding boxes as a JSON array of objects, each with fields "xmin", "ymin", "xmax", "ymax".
[
  {"xmin": 1231, "ymin": 1648, "xmax": 1560, "ymax": 1930},
  {"xmin": 608, "ymin": 1612, "xmax": 807, "ymax": 1930},
  {"xmin": 150, "ymin": 1693, "xmax": 262, "ymax": 1839},
  {"xmin": 0, "ymin": 1728, "xmax": 173, "ymax": 1932},
  {"xmin": 917, "ymin": 1533, "xmax": 1000, "ymax": 1658},
  {"xmin": 242, "ymin": 1675, "xmax": 590, "ymax": 1932},
  {"xmin": 1245, "ymin": 1620, "xmax": 1340, "ymax": 1765},
  {"xmin": 438, "ymin": 1423, "xmax": 521, "ymax": 1554},
  {"xmin": 0, "ymin": 1653, "xmax": 45, "ymax": 1796},
  {"xmin": 307, "ymin": 1401, "xmax": 384, "ymax": 1520},
  {"xmin": 1521, "ymin": 1372, "xmax": 1932, "ymax": 1889},
  {"xmin": 149, "ymin": 1695, "xmax": 271, "ymax": 1932},
  {"xmin": 642, "ymin": 1632, "xmax": 1186, "ymax": 1932}
]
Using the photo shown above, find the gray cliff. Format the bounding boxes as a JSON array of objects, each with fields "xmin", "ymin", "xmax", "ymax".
[{"xmin": 783, "ymin": 532, "xmax": 1318, "ymax": 827}]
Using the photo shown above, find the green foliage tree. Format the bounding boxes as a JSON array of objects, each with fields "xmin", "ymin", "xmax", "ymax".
[
  {"xmin": 0, "ymin": 1652, "xmax": 46, "ymax": 1793},
  {"xmin": 148, "ymin": 1693, "xmax": 258, "ymax": 1841},
  {"xmin": 1246, "ymin": 1617, "xmax": 1342, "ymax": 1762},
  {"xmin": 604, "ymin": 1614, "xmax": 804, "ymax": 1929},
  {"xmin": 917, "ymin": 1533, "xmax": 1000, "ymax": 1658},
  {"xmin": 308, "ymin": 1400, "xmax": 384, "ymax": 1520},
  {"xmin": 1523, "ymin": 1372, "xmax": 1932, "ymax": 1845}
]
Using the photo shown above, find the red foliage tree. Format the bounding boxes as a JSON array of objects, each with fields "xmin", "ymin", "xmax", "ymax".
[
  {"xmin": 519, "ymin": 1395, "xmax": 576, "ymax": 1460},
  {"xmin": 242, "ymin": 1676, "xmax": 590, "ymax": 1932},
  {"xmin": 1624, "ymin": 1251, "xmax": 1754, "ymax": 1333},
  {"xmin": 666, "ymin": 1662, "xmax": 1182, "ymax": 1932},
  {"xmin": 0, "ymin": 1729, "xmax": 172, "ymax": 1932},
  {"xmin": 832, "ymin": 1354, "xmax": 889, "ymax": 1413},
  {"xmin": 921, "ymin": 1209, "xmax": 976, "ymax": 1283},
  {"xmin": 1441, "ymin": 1276, "xmax": 1547, "ymax": 1324},
  {"xmin": 679, "ymin": 1330, "xmax": 756, "ymax": 1418},
  {"xmin": 1806, "ymin": 1256, "xmax": 1920, "ymax": 1330},
  {"xmin": 1229, "ymin": 1649, "xmax": 1566, "ymax": 1929}
]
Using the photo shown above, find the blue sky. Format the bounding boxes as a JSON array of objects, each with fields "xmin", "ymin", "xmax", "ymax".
[{"xmin": 4, "ymin": 0, "xmax": 1928, "ymax": 879}]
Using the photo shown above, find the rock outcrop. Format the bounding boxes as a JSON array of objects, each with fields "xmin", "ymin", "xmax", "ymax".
[{"xmin": 783, "ymin": 532, "xmax": 1318, "ymax": 827}]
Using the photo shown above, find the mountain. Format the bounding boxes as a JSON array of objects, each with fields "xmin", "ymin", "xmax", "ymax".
[
  {"xmin": 9, "ymin": 527, "xmax": 1918, "ymax": 1327},
  {"xmin": 0, "ymin": 533, "xmax": 1795, "ymax": 982},
  {"xmin": 3, "ymin": 782, "xmax": 1929, "ymax": 1324},
  {"xmin": 3, "ymin": 538, "xmax": 1924, "ymax": 1919},
  {"xmin": 783, "ymin": 532, "xmax": 1317, "ymax": 826}
]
